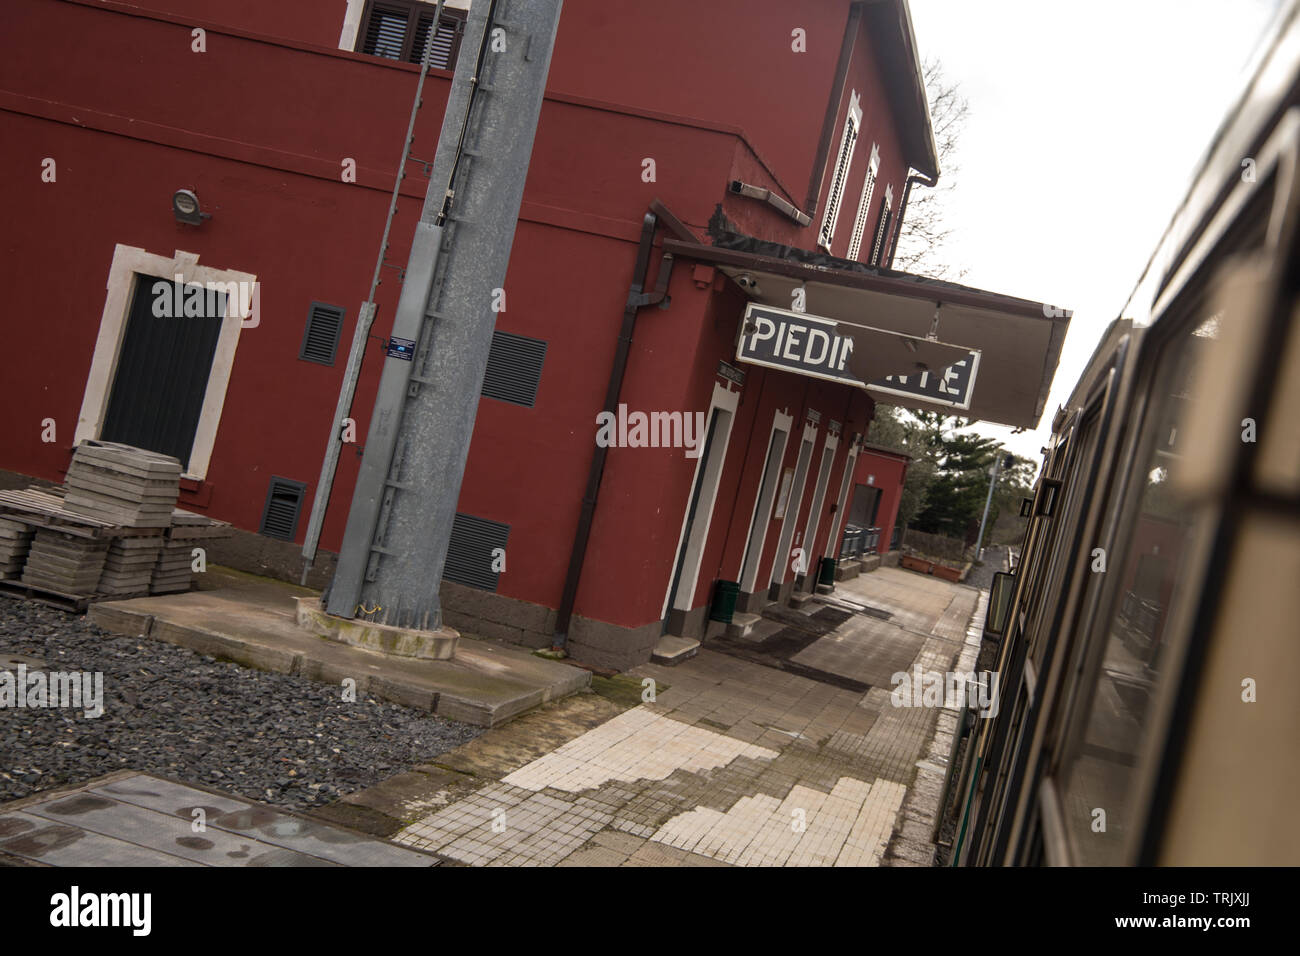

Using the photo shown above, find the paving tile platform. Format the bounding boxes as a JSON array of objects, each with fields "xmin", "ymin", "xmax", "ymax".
[
  {"xmin": 392, "ymin": 568, "xmax": 982, "ymax": 867},
  {"xmin": 0, "ymin": 772, "xmax": 438, "ymax": 866}
]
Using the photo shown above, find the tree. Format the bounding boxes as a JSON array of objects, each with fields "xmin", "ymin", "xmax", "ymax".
[
  {"xmin": 912, "ymin": 432, "xmax": 1001, "ymax": 539},
  {"xmin": 867, "ymin": 406, "xmax": 937, "ymax": 531},
  {"xmin": 988, "ymin": 453, "xmax": 1037, "ymax": 546},
  {"xmin": 869, "ymin": 405, "xmax": 1039, "ymax": 549},
  {"xmin": 891, "ymin": 58, "xmax": 969, "ymax": 280},
  {"xmin": 867, "ymin": 407, "xmax": 957, "ymax": 532}
]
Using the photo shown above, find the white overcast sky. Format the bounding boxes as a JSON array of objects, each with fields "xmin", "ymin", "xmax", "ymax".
[{"xmin": 905, "ymin": 0, "xmax": 1285, "ymax": 461}]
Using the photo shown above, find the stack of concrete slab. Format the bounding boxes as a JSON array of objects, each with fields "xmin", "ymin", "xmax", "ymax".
[
  {"xmin": 151, "ymin": 542, "xmax": 195, "ymax": 594},
  {"xmin": 63, "ymin": 441, "xmax": 181, "ymax": 529},
  {"xmin": 0, "ymin": 518, "xmax": 35, "ymax": 580},
  {"xmin": 98, "ymin": 536, "xmax": 166, "ymax": 597},
  {"xmin": 151, "ymin": 508, "xmax": 232, "ymax": 594},
  {"xmin": 21, "ymin": 527, "xmax": 111, "ymax": 595}
]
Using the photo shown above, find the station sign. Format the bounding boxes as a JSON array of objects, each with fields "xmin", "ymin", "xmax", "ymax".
[
  {"xmin": 869, "ymin": 351, "xmax": 980, "ymax": 410},
  {"xmin": 735, "ymin": 303, "xmax": 979, "ymax": 410}
]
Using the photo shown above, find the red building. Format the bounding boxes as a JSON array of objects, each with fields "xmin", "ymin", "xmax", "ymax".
[{"xmin": 0, "ymin": 0, "xmax": 1068, "ymax": 669}]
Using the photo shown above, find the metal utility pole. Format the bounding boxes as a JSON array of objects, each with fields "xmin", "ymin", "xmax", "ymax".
[
  {"xmin": 974, "ymin": 450, "xmax": 1010, "ymax": 560},
  {"xmin": 300, "ymin": 0, "xmax": 448, "ymax": 586},
  {"xmin": 325, "ymin": 0, "xmax": 564, "ymax": 626}
]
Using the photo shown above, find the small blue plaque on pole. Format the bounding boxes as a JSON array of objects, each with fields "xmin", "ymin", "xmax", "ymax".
[{"xmin": 387, "ymin": 336, "xmax": 416, "ymax": 361}]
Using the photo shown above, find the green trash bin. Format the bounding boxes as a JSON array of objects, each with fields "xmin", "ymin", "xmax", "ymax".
[
  {"xmin": 817, "ymin": 556, "xmax": 837, "ymax": 588},
  {"xmin": 710, "ymin": 579, "xmax": 740, "ymax": 623}
]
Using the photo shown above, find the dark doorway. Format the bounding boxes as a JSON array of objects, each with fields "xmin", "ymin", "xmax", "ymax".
[
  {"xmin": 100, "ymin": 276, "xmax": 225, "ymax": 471},
  {"xmin": 839, "ymin": 483, "xmax": 882, "ymax": 557},
  {"xmin": 847, "ymin": 483, "xmax": 881, "ymax": 528}
]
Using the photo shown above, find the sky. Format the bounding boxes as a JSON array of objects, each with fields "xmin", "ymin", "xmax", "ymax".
[{"xmin": 904, "ymin": 0, "xmax": 1286, "ymax": 462}]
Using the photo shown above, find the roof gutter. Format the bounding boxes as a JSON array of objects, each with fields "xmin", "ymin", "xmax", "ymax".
[
  {"xmin": 552, "ymin": 210, "xmax": 675, "ymax": 649},
  {"xmin": 729, "ymin": 180, "xmax": 812, "ymax": 227},
  {"xmin": 885, "ymin": 168, "xmax": 937, "ymax": 268}
]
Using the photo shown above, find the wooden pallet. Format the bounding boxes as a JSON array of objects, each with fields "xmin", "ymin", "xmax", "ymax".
[
  {"xmin": 0, "ymin": 577, "xmax": 95, "ymax": 613},
  {"xmin": 0, "ymin": 488, "xmax": 167, "ymax": 539},
  {"xmin": 0, "ymin": 489, "xmax": 114, "ymax": 539}
]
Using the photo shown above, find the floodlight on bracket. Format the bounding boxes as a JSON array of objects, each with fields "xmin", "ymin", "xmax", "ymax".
[{"xmin": 172, "ymin": 189, "xmax": 211, "ymax": 226}]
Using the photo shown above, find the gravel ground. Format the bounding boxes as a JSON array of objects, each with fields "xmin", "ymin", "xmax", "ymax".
[
  {"xmin": 0, "ymin": 599, "xmax": 482, "ymax": 810},
  {"xmin": 964, "ymin": 546, "xmax": 1009, "ymax": 592}
]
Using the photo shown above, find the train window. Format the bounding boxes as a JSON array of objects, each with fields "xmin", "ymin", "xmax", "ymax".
[
  {"xmin": 985, "ymin": 571, "xmax": 1016, "ymax": 636},
  {"xmin": 1056, "ymin": 309, "xmax": 1217, "ymax": 865},
  {"xmin": 1035, "ymin": 478, "xmax": 1063, "ymax": 517}
]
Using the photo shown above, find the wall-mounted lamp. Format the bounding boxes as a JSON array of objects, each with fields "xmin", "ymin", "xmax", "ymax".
[{"xmin": 172, "ymin": 189, "xmax": 211, "ymax": 226}]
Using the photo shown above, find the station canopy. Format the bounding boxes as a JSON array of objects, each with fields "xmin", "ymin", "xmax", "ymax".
[{"xmin": 665, "ymin": 235, "xmax": 1071, "ymax": 430}]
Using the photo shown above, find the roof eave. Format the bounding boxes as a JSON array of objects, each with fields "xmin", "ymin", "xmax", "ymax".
[{"xmin": 863, "ymin": 0, "xmax": 940, "ymax": 181}]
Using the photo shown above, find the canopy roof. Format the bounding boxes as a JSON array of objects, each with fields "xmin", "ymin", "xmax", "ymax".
[{"xmin": 667, "ymin": 237, "xmax": 1071, "ymax": 429}]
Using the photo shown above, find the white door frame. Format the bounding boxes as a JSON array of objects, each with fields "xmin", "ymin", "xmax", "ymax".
[
  {"xmin": 737, "ymin": 408, "xmax": 794, "ymax": 592},
  {"xmin": 75, "ymin": 244, "xmax": 255, "ymax": 481},
  {"xmin": 769, "ymin": 419, "xmax": 820, "ymax": 588},
  {"xmin": 799, "ymin": 431, "xmax": 840, "ymax": 583},
  {"xmin": 826, "ymin": 438, "xmax": 861, "ymax": 562},
  {"xmin": 661, "ymin": 382, "xmax": 739, "ymax": 618}
]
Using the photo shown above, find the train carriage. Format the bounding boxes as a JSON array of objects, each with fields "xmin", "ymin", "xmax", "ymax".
[{"xmin": 946, "ymin": 0, "xmax": 1300, "ymax": 866}]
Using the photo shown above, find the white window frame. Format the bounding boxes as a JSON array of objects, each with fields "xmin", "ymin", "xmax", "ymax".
[
  {"xmin": 817, "ymin": 90, "xmax": 862, "ymax": 253},
  {"xmin": 74, "ymin": 244, "xmax": 255, "ymax": 482},
  {"xmin": 869, "ymin": 183, "xmax": 895, "ymax": 266},
  {"xmin": 846, "ymin": 144, "xmax": 880, "ymax": 261}
]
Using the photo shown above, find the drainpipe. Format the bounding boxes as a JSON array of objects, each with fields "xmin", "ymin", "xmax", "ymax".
[
  {"xmin": 886, "ymin": 170, "xmax": 936, "ymax": 269},
  {"xmin": 552, "ymin": 211, "xmax": 674, "ymax": 649}
]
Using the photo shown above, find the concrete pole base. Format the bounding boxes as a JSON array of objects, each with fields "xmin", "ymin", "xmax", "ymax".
[{"xmin": 295, "ymin": 597, "xmax": 459, "ymax": 660}]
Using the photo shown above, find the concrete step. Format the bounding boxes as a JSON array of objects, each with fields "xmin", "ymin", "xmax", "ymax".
[
  {"xmin": 745, "ymin": 618, "xmax": 784, "ymax": 644},
  {"xmin": 834, "ymin": 559, "xmax": 862, "ymax": 581},
  {"xmin": 651, "ymin": 634, "xmax": 700, "ymax": 665},
  {"xmin": 788, "ymin": 590, "xmax": 815, "ymax": 609},
  {"xmin": 724, "ymin": 611, "xmax": 761, "ymax": 639}
]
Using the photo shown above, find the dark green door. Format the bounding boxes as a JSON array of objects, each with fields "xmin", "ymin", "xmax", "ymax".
[{"xmin": 100, "ymin": 277, "xmax": 225, "ymax": 470}]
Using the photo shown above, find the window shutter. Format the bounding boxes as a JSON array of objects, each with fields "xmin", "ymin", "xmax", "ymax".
[
  {"xmin": 846, "ymin": 145, "xmax": 880, "ymax": 262},
  {"xmin": 358, "ymin": 2, "xmax": 466, "ymax": 70},
  {"xmin": 818, "ymin": 91, "xmax": 862, "ymax": 252},
  {"xmin": 444, "ymin": 513, "xmax": 510, "ymax": 591},
  {"xmin": 259, "ymin": 477, "xmax": 307, "ymax": 540},
  {"xmin": 411, "ymin": 8, "xmax": 466, "ymax": 68},
  {"xmin": 481, "ymin": 330, "xmax": 547, "ymax": 407},
  {"xmin": 360, "ymin": 3, "xmax": 412, "ymax": 60},
  {"xmin": 299, "ymin": 302, "xmax": 345, "ymax": 366}
]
